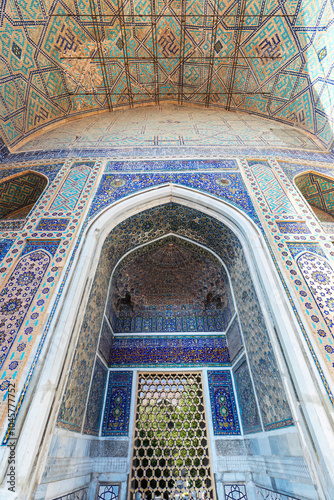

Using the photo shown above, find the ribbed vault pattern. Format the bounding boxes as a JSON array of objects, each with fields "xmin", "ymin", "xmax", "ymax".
[{"xmin": 0, "ymin": 0, "xmax": 333, "ymax": 148}]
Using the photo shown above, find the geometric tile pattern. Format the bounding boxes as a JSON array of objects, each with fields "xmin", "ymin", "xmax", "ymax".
[
  {"xmin": 0, "ymin": 220, "xmax": 25, "ymax": 232},
  {"xmin": 233, "ymin": 360, "xmax": 262, "ymax": 434},
  {"xmin": 58, "ymin": 202, "xmax": 292, "ymax": 433},
  {"xmin": 0, "ymin": 239, "xmax": 13, "ymax": 263},
  {"xmin": 208, "ymin": 370, "xmax": 241, "ymax": 435},
  {"xmin": 276, "ymin": 221, "xmax": 311, "ymax": 234},
  {"xmin": 249, "ymin": 162, "xmax": 296, "ymax": 215},
  {"xmin": 0, "ymin": 1, "xmax": 333, "ymax": 149},
  {"xmin": 21, "ymin": 240, "xmax": 60, "ymax": 258},
  {"xmin": 110, "ymin": 236, "xmax": 231, "ymax": 333},
  {"xmin": 49, "ymin": 164, "xmax": 91, "ymax": 213},
  {"xmin": 286, "ymin": 242, "xmax": 326, "ymax": 259},
  {"xmin": 296, "ymin": 172, "xmax": 334, "ymax": 216},
  {"xmin": 35, "ymin": 218, "xmax": 70, "ymax": 232},
  {"xmin": 97, "ymin": 484, "xmax": 120, "ymax": 500},
  {"xmin": 297, "ymin": 252, "xmax": 334, "ymax": 339},
  {"xmin": 0, "ymin": 250, "xmax": 50, "ymax": 381},
  {"xmin": 224, "ymin": 484, "xmax": 248, "ymax": 500},
  {"xmin": 109, "ymin": 337, "xmax": 230, "ymax": 367},
  {"xmin": 0, "ymin": 171, "xmax": 47, "ymax": 219},
  {"xmin": 102, "ymin": 371, "xmax": 133, "ymax": 436}
]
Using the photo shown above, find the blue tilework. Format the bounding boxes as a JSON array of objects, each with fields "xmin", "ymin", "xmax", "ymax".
[
  {"xmin": 276, "ymin": 221, "xmax": 311, "ymax": 234},
  {"xmin": 287, "ymin": 242, "xmax": 326, "ymax": 259},
  {"xmin": 49, "ymin": 163, "xmax": 92, "ymax": 213},
  {"xmin": 0, "ymin": 220, "xmax": 25, "ymax": 232},
  {"xmin": 21, "ymin": 240, "xmax": 60, "ymax": 257},
  {"xmin": 89, "ymin": 172, "xmax": 261, "ymax": 228},
  {"xmin": 0, "ymin": 250, "xmax": 50, "ymax": 371},
  {"xmin": 107, "ymin": 159, "xmax": 238, "ymax": 171},
  {"xmin": 113, "ymin": 310, "xmax": 227, "ymax": 334},
  {"xmin": 0, "ymin": 163, "xmax": 63, "ymax": 183},
  {"xmin": 208, "ymin": 370, "xmax": 240, "ymax": 435},
  {"xmin": 0, "ymin": 239, "xmax": 13, "ymax": 263},
  {"xmin": 102, "ymin": 371, "xmax": 133, "ymax": 436},
  {"xmin": 233, "ymin": 359, "xmax": 262, "ymax": 434},
  {"xmin": 109, "ymin": 337, "xmax": 230, "ymax": 367},
  {"xmin": 36, "ymin": 218, "xmax": 70, "ymax": 232}
]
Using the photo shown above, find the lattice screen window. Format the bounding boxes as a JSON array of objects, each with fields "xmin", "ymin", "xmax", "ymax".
[{"xmin": 130, "ymin": 372, "xmax": 215, "ymax": 500}]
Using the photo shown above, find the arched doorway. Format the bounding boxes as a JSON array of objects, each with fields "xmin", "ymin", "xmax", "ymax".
[{"xmin": 20, "ymin": 185, "xmax": 330, "ymax": 500}]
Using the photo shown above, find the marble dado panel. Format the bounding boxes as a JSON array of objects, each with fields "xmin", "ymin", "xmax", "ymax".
[
  {"xmin": 242, "ymin": 159, "xmax": 334, "ymax": 397},
  {"xmin": 0, "ymin": 159, "xmax": 101, "ymax": 442},
  {"xmin": 57, "ymin": 202, "xmax": 292, "ymax": 433}
]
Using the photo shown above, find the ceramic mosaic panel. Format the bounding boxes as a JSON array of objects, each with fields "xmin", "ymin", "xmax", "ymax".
[
  {"xmin": 36, "ymin": 218, "xmax": 70, "ymax": 232},
  {"xmin": 208, "ymin": 371, "xmax": 240, "ymax": 435},
  {"xmin": 0, "ymin": 250, "xmax": 50, "ymax": 384},
  {"xmin": 224, "ymin": 484, "xmax": 248, "ymax": 500},
  {"xmin": 249, "ymin": 163, "xmax": 296, "ymax": 215},
  {"xmin": 296, "ymin": 172, "xmax": 334, "ymax": 216},
  {"xmin": 0, "ymin": 220, "xmax": 25, "ymax": 232},
  {"xmin": 88, "ymin": 172, "xmax": 261, "ymax": 228},
  {"xmin": 21, "ymin": 239, "xmax": 60, "ymax": 257},
  {"xmin": 49, "ymin": 164, "xmax": 92, "ymax": 213},
  {"xmin": 1, "ymin": 0, "xmax": 332, "ymax": 150},
  {"xmin": 59, "ymin": 202, "xmax": 292, "ymax": 433},
  {"xmin": 233, "ymin": 360, "xmax": 262, "ymax": 434},
  {"xmin": 83, "ymin": 358, "xmax": 108, "ymax": 436},
  {"xmin": 286, "ymin": 242, "xmax": 326, "ymax": 259},
  {"xmin": 110, "ymin": 236, "xmax": 230, "ymax": 333},
  {"xmin": 109, "ymin": 337, "xmax": 230, "ymax": 367},
  {"xmin": 0, "ymin": 239, "xmax": 13, "ymax": 263},
  {"xmin": 242, "ymin": 158, "xmax": 334, "ymax": 408},
  {"xmin": 0, "ymin": 164, "xmax": 63, "ymax": 183},
  {"xmin": 0, "ymin": 172, "xmax": 47, "ymax": 219},
  {"xmin": 102, "ymin": 371, "xmax": 133, "ymax": 436},
  {"xmin": 297, "ymin": 252, "xmax": 334, "ymax": 340},
  {"xmin": 107, "ymin": 159, "xmax": 238, "ymax": 172},
  {"xmin": 276, "ymin": 221, "xmax": 311, "ymax": 234}
]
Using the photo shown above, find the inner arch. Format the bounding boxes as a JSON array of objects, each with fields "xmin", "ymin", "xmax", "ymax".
[{"xmin": 109, "ymin": 235, "xmax": 234, "ymax": 334}]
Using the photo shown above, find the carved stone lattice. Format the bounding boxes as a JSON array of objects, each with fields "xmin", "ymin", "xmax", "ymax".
[{"xmin": 129, "ymin": 372, "xmax": 214, "ymax": 500}]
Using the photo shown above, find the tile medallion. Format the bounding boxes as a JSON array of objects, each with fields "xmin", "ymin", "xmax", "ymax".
[{"xmin": 208, "ymin": 370, "xmax": 241, "ymax": 435}]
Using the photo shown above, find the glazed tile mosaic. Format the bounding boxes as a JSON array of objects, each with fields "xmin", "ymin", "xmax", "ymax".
[
  {"xmin": 58, "ymin": 202, "xmax": 293, "ymax": 433},
  {"xmin": 110, "ymin": 236, "xmax": 231, "ymax": 333},
  {"xmin": 295, "ymin": 172, "xmax": 334, "ymax": 217},
  {"xmin": 226, "ymin": 319, "xmax": 243, "ymax": 362},
  {"xmin": 0, "ymin": 171, "xmax": 47, "ymax": 219},
  {"xmin": 83, "ymin": 358, "xmax": 108, "ymax": 436},
  {"xmin": 107, "ymin": 159, "xmax": 238, "ymax": 172},
  {"xmin": 286, "ymin": 242, "xmax": 326, "ymax": 259},
  {"xmin": 233, "ymin": 359, "xmax": 262, "ymax": 434},
  {"xmin": 0, "ymin": 239, "xmax": 13, "ymax": 263},
  {"xmin": 109, "ymin": 337, "xmax": 230, "ymax": 367},
  {"xmin": 242, "ymin": 157, "xmax": 334, "ymax": 404},
  {"xmin": 102, "ymin": 371, "xmax": 133, "ymax": 436},
  {"xmin": 49, "ymin": 163, "xmax": 92, "ymax": 213},
  {"xmin": 89, "ymin": 172, "xmax": 261, "ymax": 228},
  {"xmin": 208, "ymin": 370, "xmax": 240, "ymax": 435},
  {"xmin": 36, "ymin": 218, "xmax": 70, "ymax": 232},
  {"xmin": 276, "ymin": 221, "xmax": 311, "ymax": 234}
]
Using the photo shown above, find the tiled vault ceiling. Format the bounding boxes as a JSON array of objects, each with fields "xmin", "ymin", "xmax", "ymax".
[{"xmin": 0, "ymin": 0, "xmax": 334, "ymax": 148}]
